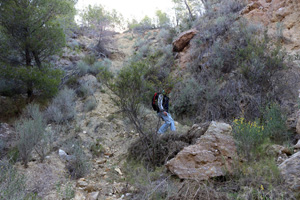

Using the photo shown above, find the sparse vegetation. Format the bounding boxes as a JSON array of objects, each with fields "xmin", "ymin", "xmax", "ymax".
[{"xmin": 0, "ymin": 160, "xmax": 38, "ymax": 199}]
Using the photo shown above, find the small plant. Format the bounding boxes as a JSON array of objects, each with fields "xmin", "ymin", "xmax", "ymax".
[
  {"xmin": 77, "ymin": 61, "xmax": 89, "ymax": 76},
  {"xmin": 90, "ymin": 139, "xmax": 104, "ymax": 157},
  {"xmin": 45, "ymin": 87, "xmax": 76, "ymax": 123},
  {"xmin": 84, "ymin": 97, "xmax": 97, "ymax": 112},
  {"xmin": 64, "ymin": 140, "xmax": 90, "ymax": 179}
]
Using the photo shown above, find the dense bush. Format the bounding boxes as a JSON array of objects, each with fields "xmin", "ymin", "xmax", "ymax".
[
  {"xmin": 232, "ymin": 117, "xmax": 265, "ymax": 160},
  {"xmin": 233, "ymin": 103, "xmax": 290, "ymax": 160},
  {"xmin": 0, "ymin": 64, "xmax": 63, "ymax": 98},
  {"xmin": 45, "ymin": 87, "xmax": 76, "ymax": 123},
  {"xmin": 263, "ymin": 103, "xmax": 290, "ymax": 143}
]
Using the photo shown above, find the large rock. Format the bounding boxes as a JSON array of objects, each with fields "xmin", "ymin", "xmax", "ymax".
[
  {"xmin": 279, "ymin": 151, "xmax": 300, "ymax": 191},
  {"xmin": 166, "ymin": 121, "xmax": 237, "ymax": 180},
  {"xmin": 172, "ymin": 29, "xmax": 197, "ymax": 52}
]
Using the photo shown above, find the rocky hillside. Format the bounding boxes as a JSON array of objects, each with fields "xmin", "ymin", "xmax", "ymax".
[
  {"xmin": 2, "ymin": 0, "xmax": 300, "ymax": 199},
  {"xmin": 242, "ymin": 0, "xmax": 300, "ymax": 54}
]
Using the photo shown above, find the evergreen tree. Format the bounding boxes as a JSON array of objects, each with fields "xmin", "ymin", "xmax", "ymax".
[{"xmin": 0, "ymin": 0, "xmax": 77, "ymax": 68}]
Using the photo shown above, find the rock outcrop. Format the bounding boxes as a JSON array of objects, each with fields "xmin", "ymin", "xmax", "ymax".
[
  {"xmin": 279, "ymin": 151, "xmax": 300, "ymax": 191},
  {"xmin": 166, "ymin": 121, "xmax": 237, "ymax": 180},
  {"xmin": 172, "ymin": 29, "xmax": 197, "ymax": 52},
  {"xmin": 242, "ymin": 0, "xmax": 300, "ymax": 53}
]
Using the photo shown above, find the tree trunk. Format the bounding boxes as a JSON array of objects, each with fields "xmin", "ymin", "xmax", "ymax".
[
  {"xmin": 32, "ymin": 50, "xmax": 42, "ymax": 69},
  {"xmin": 25, "ymin": 46, "xmax": 31, "ymax": 66},
  {"xmin": 184, "ymin": 0, "xmax": 194, "ymax": 22},
  {"xmin": 27, "ymin": 81, "xmax": 33, "ymax": 99}
]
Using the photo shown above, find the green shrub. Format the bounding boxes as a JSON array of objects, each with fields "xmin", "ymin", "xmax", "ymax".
[
  {"xmin": 232, "ymin": 117, "xmax": 266, "ymax": 160},
  {"xmin": 0, "ymin": 65, "xmax": 63, "ymax": 98},
  {"xmin": 45, "ymin": 87, "xmax": 76, "ymax": 123},
  {"xmin": 263, "ymin": 103, "xmax": 290, "ymax": 143}
]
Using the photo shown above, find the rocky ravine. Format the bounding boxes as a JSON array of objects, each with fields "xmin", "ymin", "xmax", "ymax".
[{"xmin": 69, "ymin": 32, "xmax": 140, "ymax": 200}]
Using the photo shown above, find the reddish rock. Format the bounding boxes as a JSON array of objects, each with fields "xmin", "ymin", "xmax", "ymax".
[
  {"xmin": 172, "ymin": 29, "xmax": 197, "ymax": 52},
  {"xmin": 166, "ymin": 121, "xmax": 237, "ymax": 180}
]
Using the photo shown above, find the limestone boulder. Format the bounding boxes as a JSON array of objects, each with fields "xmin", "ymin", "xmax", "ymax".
[
  {"xmin": 172, "ymin": 29, "xmax": 197, "ymax": 52},
  {"xmin": 279, "ymin": 151, "xmax": 300, "ymax": 191},
  {"xmin": 166, "ymin": 121, "xmax": 237, "ymax": 180}
]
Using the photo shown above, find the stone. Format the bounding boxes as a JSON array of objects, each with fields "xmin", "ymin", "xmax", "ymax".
[
  {"xmin": 85, "ymin": 184, "xmax": 97, "ymax": 193},
  {"xmin": 172, "ymin": 29, "xmax": 197, "ymax": 52},
  {"xmin": 74, "ymin": 189, "xmax": 86, "ymax": 200},
  {"xmin": 279, "ymin": 151, "xmax": 300, "ymax": 191},
  {"xmin": 96, "ymin": 159, "xmax": 107, "ymax": 165},
  {"xmin": 77, "ymin": 178, "xmax": 89, "ymax": 188},
  {"xmin": 166, "ymin": 121, "xmax": 237, "ymax": 180},
  {"xmin": 295, "ymin": 140, "xmax": 300, "ymax": 149},
  {"xmin": 58, "ymin": 149, "xmax": 68, "ymax": 160},
  {"xmin": 87, "ymin": 191, "xmax": 100, "ymax": 200}
]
